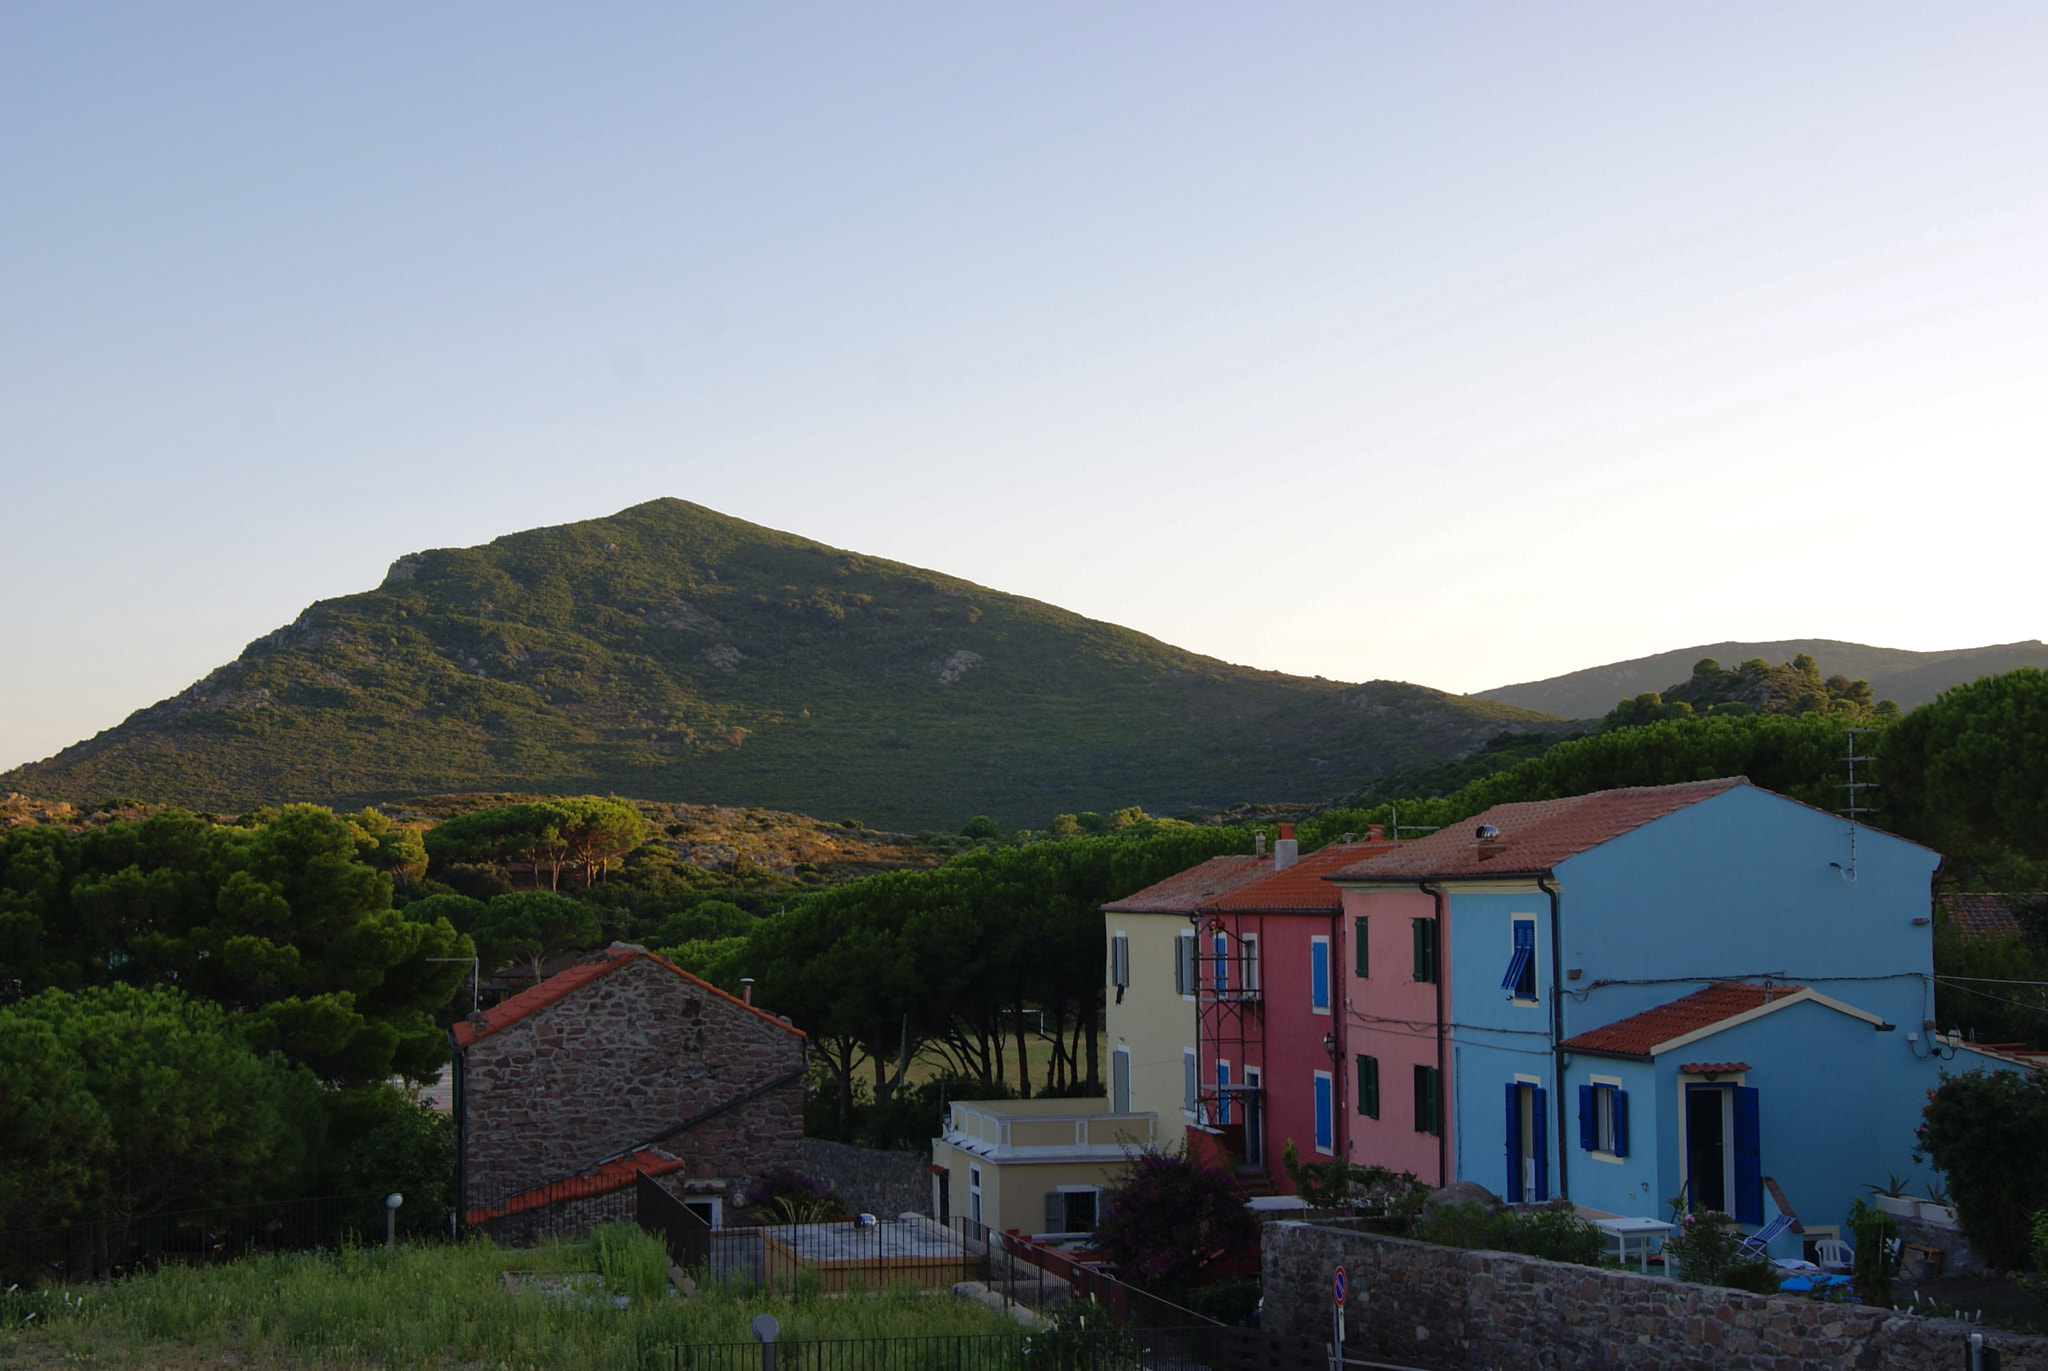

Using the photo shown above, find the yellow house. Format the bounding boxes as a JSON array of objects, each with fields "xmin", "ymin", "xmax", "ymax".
[
  {"xmin": 1101, "ymin": 852, "xmax": 1272, "ymax": 1126},
  {"xmin": 930, "ymin": 1098, "xmax": 1156, "ymax": 1237}
]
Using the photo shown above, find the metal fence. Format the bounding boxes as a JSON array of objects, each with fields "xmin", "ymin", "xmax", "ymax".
[
  {"xmin": 0, "ymin": 1192, "xmax": 397, "ymax": 1286},
  {"xmin": 674, "ymin": 1333, "xmax": 1037, "ymax": 1371}
]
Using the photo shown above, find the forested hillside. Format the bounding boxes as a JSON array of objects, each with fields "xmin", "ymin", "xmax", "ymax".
[{"xmin": 3, "ymin": 499, "xmax": 1555, "ymax": 830}]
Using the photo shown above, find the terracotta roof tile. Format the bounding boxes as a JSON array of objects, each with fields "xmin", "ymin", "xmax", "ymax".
[
  {"xmin": 1678, "ymin": 1062, "xmax": 1751, "ymax": 1075},
  {"xmin": 452, "ymin": 943, "xmax": 805, "ymax": 1048},
  {"xmin": 1942, "ymin": 893, "xmax": 2027, "ymax": 940},
  {"xmin": 464, "ymin": 1147, "xmax": 683, "ymax": 1224},
  {"xmin": 1561, "ymin": 982, "xmax": 1805, "ymax": 1060},
  {"xmin": 1102, "ymin": 855, "xmax": 1269, "ymax": 913},
  {"xmin": 1201, "ymin": 842, "xmax": 1400, "ymax": 913},
  {"xmin": 1327, "ymin": 779, "xmax": 1749, "ymax": 882}
]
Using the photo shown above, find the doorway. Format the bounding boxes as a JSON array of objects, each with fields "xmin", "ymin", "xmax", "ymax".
[
  {"xmin": 1243, "ymin": 1067, "xmax": 1263, "ymax": 1166},
  {"xmin": 1685, "ymin": 1085, "xmax": 1730, "ymax": 1213}
]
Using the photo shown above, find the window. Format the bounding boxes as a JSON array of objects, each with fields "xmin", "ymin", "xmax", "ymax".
[
  {"xmin": 1216, "ymin": 1060, "xmax": 1231, "ymax": 1124},
  {"xmin": 1110, "ymin": 933, "xmax": 1129, "ymax": 1001},
  {"xmin": 1578, "ymin": 1083, "xmax": 1629, "ymax": 1156},
  {"xmin": 969, "ymin": 1165, "xmax": 982, "ymax": 1224},
  {"xmin": 1353, "ymin": 916, "xmax": 1370, "ymax": 977},
  {"xmin": 1412, "ymin": 917, "xmax": 1439, "ymax": 984},
  {"xmin": 1111, "ymin": 1047, "xmax": 1131, "ymax": 1113},
  {"xmin": 1504, "ymin": 1082, "xmax": 1549, "ymax": 1203},
  {"xmin": 1313, "ymin": 1071, "xmax": 1334, "ymax": 1152},
  {"xmin": 1242, "ymin": 934, "xmax": 1260, "ymax": 992},
  {"xmin": 1356, "ymin": 1054, "xmax": 1380, "ymax": 1119},
  {"xmin": 1414, "ymin": 1065, "xmax": 1442, "ymax": 1136},
  {"xmin": 1684, "ymin": 1083, "xmax": 1763, "ymax": 1224},
  {"xmin": 1046, "ymin": 1189, "xmax": 1098, "ymax": 1234},
  {"xmin": 1310, "ymin": 936, "xmax": 1331, "ymax": 1011},
  {"xmin": 1174, "ymin": 932, "xmax": 1198, "ymax": 996},
  {"xmin": 1502, "ymin": 918, "xmax": 1536, "ymax": 1001},
  {"xmin": 1213, "ymin": 932, "xmax": 1230, "ymax": 993},
  {"xmin": 684, "ymin": 1198, "xmax": 721, "ymax": 1229},
  {"xmin": 1182, "ymin": 1048, "xmax": 1198, "ymax": 1113}
]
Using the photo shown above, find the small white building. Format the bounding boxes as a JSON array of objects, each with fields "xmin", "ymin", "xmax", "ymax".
[{"xmin": 930, "ymin": 1097, "xmax": 1155, "ymax": 1237}]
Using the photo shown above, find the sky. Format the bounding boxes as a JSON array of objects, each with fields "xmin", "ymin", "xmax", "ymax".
[{"xmin": 5, "ymin": 4, "xmax": 2046, "ymax": 771}]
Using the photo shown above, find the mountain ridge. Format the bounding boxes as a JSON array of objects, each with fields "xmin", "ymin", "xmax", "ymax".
[
  {"xmin": 1478, "ymin": 638, "xmax": 2048, "ymax": 721},
  {"xmin": 4, "ymin": 499, "xmax": 1556, "ymax": 829}
]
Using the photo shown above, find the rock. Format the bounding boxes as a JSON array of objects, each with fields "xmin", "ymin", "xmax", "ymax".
[{"xmin": 1422, "ymin": 1181, "xmax": 1501, "ymax": 1218}]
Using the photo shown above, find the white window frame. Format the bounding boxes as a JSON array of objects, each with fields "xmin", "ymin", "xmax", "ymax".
[
  {"xmin": 1242, "ymin": 933, "xmax": 1260, "ymax": 992},
  {"xmin": 1110, "ymin": 931, "xmax": 1130, "ymax": 993},
  {"xmin": 969, "ymin": 1165, "xmax": 983, "ymax": 1224},
  {"xmin": 1310, "ymin": 935, "xmax": 1331, "ymax": 1015},
  {"xmin": 1509, "ymin": 916, "xmax": 1539, "ymax": 1006},
  {"xmin": 1589, "ymin": 1073, "xmax": 1624, "ymax": 1163},
  {"xmin": 1175, "ymin": 931, "xmax": 1197, "ymax": 999},
  {"xmin": 1054, "ymin": 1185, "xmax": 1101, "ymax": 1235}
]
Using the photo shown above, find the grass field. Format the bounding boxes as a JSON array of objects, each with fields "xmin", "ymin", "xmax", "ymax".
[{"xmin": 0, "ymin": 1227, "xmax": 1015, "ymax": 1370}]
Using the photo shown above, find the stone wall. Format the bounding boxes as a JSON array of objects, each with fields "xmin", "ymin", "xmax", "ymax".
[
  {"xmin": 460, "ymin": 954, "xmax": 803, "ymax": 1207},
  {"xmin": 1263, "ymin": 1221, "xmax": 2048, "ymax": 1371},
  {"xmin": 800, "ymin": 1138, "xmax": 932, "ymax": 1218}
]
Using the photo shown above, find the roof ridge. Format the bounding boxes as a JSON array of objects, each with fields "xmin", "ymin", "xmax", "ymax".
[{"xmin": 452, "ymin": 942, "xmax": 804, "ymax": 1047}]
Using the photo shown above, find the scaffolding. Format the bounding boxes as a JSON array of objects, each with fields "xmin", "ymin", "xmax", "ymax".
[{"xmin": 1191, "ymin": 913, "xmax": 1269, "ymax": 1170}]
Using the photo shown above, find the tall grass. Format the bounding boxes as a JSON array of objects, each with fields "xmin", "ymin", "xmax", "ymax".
[{"xmin": 5, "ymin": 1235, "xmax": 1013, "ymax": 1369}]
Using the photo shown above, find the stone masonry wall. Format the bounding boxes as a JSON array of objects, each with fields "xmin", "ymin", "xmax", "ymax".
[
  {"xmin": 800, "ymin": 1138, "xmax": 932, "ymax": 1218},
  {"xmin": 1263, "ymin": 1221, "xmax": 2048, "ymax": 1371},
  {"xmin": 461, "ymin": 956, "xmax": 803, "ymax": 1208}
]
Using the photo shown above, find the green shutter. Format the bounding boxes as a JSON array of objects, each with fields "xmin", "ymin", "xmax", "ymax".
[
  {"xmin": 1357, "ymin": 1054, "xmax": 1379, "ymax": 1118},
  {"xmin": 1354, "ymin": 916, "xmax": 1369, "ymax": 977},
  {"xmin": 1412, "ymin": 918, "xmax": 1438, "ymax": 984}
]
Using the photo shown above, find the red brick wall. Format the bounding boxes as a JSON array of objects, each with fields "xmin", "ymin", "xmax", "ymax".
[{"xmin": 460, "ymin": 956, "xmax": 803, "ymax": 1208}]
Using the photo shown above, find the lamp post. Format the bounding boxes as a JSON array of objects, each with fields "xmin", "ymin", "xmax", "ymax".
[{"xmin": 385, "ymin": 1192, "xmax": 404, "ymax": 1249}]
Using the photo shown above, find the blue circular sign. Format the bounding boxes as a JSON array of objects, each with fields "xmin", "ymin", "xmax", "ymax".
[{"xmin": 1333, "ymin": 1266, "xmax": 1346, "ymax": 1306}]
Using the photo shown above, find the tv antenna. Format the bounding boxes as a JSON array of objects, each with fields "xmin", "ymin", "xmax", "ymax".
[{"xmin": 1832, "ymin": 727, "xmax": 1878, "ymax": 883}]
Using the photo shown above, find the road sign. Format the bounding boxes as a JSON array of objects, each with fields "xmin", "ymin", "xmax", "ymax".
[{"xmin": 1333, "ymin": 1265, "xmax": 1346, "ymax": 1306}]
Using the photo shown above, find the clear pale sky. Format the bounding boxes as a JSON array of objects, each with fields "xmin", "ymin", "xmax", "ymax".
[{"xmin": 5, "ymin": 4, "xmax": 2045, "ymax": 772}]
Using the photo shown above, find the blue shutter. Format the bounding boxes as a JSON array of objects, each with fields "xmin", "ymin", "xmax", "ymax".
[
  {"xmin": 1311, "ymin": 940, "xmax": 1330, "ymax": 1008},
  {"xmin": 1578, "ymin": 1085, "xmax": 1596, "ymax": 1151},
  {"xmin": 1532, "ymin": 1088, "xmax": 1550, "ymax": 1202},
  {"xmin": 1732, "ymin": 1086, "xmax": 1763, "ymax": 1224},
  {"xmin": 1214, "ymin": 933, "xmax": 1229, "ymax": 992},
  {"xmin": 1499, "ymin": 945, "xmax": 1531, "ymax": 993},
  {"xmin": 1315, "ymin": 1075, "xmax": 1333, "ymax": 1149},
  {"xmin": 1217, "ymin": 1061, "xmax": 1231, "ymax": 1124},
  {"xmin": 1612, "ymin": 1090, "xmax": 1629, "ymax": 1158},
  {"xmin": 1504, "ymin": 1083, "xmax": 1521, "ymax": 1200}
]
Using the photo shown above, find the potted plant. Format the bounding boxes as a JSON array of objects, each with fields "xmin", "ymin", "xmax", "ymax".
[
  {"xmin": 1918, "ymin": 1180, "xmax": 1958, "ymax": 1228},
  {"xmin": 1866, "ymin": 1173, "xmax": 1918, "ymax": 1219}
]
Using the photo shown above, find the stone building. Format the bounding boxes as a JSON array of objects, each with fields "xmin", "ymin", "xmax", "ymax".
[{"xmin": 452, "ymin": 942, "xmax": 805, "ymax": 1234}]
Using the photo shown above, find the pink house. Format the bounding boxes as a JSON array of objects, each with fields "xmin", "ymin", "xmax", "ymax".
[
  {"xmin": 1190, "ymin": 826, "xmax": 1398, "ymax": 1194},
  {"xmin": 1337, "ymin": 883, "xmax": 1453, "ymax": 1187}
]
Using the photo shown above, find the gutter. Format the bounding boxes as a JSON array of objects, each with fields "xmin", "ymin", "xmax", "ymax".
[
  {"xmin": 1538, "ymin": 875, "xmax": 1566, "ymax": 1204},
  {"xmin": 1420, "ymin": 881, "xmax": 1447, "ymax": 1188}
]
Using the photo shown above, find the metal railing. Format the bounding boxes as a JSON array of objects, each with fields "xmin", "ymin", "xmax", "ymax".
[{"xmin": 673, "ymin": 1333, "xmax": 1038, "ymax": 1371}]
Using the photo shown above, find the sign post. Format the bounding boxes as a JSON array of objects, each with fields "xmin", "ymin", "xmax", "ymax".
[{"xmin": 1331, "ymin": 1265, "xmax": 1347, "ymax": 1371}]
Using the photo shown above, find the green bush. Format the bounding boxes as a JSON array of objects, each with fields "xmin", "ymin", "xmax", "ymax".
[
  {"xmin": 1916, "ymin": 1067, "xmax": 2048, "ymax": 1270},
  {"xmin": 1412, "ymin": 1200, "xmax": 1608, "ymax": 1268}
]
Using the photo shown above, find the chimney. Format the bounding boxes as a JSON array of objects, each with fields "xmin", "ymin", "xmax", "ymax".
[
  {"xmin": 1255, "ymin": 830, "xmax": 1266, "ymax": 858},
  {"xmin": 1274, "ymin": 823, "xmax": 1298, "ymax": 871},
  {"xmin": 740, "ymin": 977, "xmax": 756, "ymax": 1006},
  {"xmin": 1366, "ymin": 824, "xmax": 1385, "ymax": 842}
]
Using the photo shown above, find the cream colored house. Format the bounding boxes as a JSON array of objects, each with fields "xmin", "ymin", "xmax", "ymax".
[
  {"xmin": 1100, "ymin": 853, "xmax": 1272, "ymax": 1126},
  {"xmin": 930, "ymin": 1098, "xmax": 1155, "ymax": 1236}
]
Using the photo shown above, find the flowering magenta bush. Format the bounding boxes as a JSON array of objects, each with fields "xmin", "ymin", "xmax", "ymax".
[{"xmin": 1091, "ymin": 1150, "xmax": 1256, "ymax": 1293}]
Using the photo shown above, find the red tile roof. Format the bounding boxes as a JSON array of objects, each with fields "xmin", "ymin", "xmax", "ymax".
[
  {"xmin": 463, "ymin": 1147, "xmax": 684, "ymax": 1224},
  {"xmin": 1942, "ymin": 893, "xmax": 2027, "ymax": 939},
  {"xmin": 1327, "ymin": 779, "xmax": 1749, "ymax": 882},
  {"xmin": 1560, "ymin": 982, "xmax": 1806, "ymax": 1060},
  {"xmin": 451, "ymin": 943, "xmax": 805, "ymax": 1048},
  {"xmin": 1678, "ymin": 1063, "xmax": 1751, "ymax": 1076},
  {"xmin": 1102, "ymin": 855, "xmax": 1270, "ymax": 913},
  {"xmin": 1201, "ymin": 842, "xmax": 1400, "ymax": 913}
]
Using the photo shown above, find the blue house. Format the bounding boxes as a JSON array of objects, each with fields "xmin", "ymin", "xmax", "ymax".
[{"xmin": 1329, "ymin": 777, "xmax": 2019, "ymax": 1257}]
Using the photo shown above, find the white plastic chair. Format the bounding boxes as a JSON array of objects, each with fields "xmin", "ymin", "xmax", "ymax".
[{"xmin": 1813, "ymin": 1238, "xmax": 1853, "ymax": 1274}]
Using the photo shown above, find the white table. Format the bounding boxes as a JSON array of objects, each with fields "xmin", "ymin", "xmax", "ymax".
[{"xmin": 1592, "ymin": 1216, "xmax": 1675, "ymax": 1271}]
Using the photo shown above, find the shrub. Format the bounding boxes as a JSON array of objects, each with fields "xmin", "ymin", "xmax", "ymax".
[
  {"xmin": 1848, "ymin": 1199, "xmax": 1899, "ymax": 1308},
  {"xmin": 1278, "ymin": 1139, "xmax": 1428, "ymax": 1223},
  {"xmin": 1915, "ymin": 1067, "xmax": 2048, "ymax": 1270},
  {"xmin": 1412, "ymin": 1200, "xmax": 1608, "ymax": 1268},
  {"xmin": 1092, "ymin": 1150, "xmax": 1256, "ymax": 1294}
]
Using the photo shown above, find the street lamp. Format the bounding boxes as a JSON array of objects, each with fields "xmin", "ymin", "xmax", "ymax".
[{"xmin": 385, "ymin": 1192, "xmax": 404, "ymax": 1248}]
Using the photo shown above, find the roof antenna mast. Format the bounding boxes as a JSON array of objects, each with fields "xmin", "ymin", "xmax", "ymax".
[{"xmin": 1834, "ymin": 727, "xmax": 1878, "ymax": 883}]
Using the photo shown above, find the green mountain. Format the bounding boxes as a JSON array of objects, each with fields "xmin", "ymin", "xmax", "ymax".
[
  {"xmin": 1477, "ymin": 639, "xmax": 2048, "ymax": 721},
  {"xmin": 5, "ymin": 500, "xmax": 1557, "ymax": 829}
]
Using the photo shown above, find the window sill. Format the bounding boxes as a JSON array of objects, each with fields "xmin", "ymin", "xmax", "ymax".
[{"xmin": 1588, "ymin": 1150, "xmax": 1626, "ymax": 1165}]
